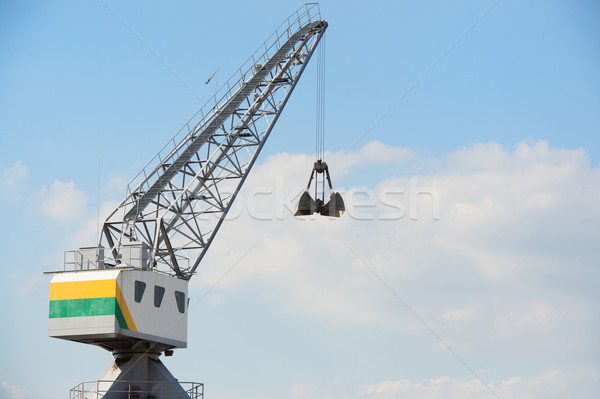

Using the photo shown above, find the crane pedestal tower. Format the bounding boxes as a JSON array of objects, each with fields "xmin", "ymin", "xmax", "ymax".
[{"xmin": 47, "ymin": 4, "xmax": 329, "ymax": 398}]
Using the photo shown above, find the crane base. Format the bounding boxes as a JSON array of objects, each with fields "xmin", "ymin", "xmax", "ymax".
[{"xmin": 69, "ymin": 351, "xmax": 203, "ymax": 399}]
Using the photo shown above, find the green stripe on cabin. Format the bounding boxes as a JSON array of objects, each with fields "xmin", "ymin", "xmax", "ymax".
[{"xmin": 49, "ymin": 297, "xmax": 131, "ymax": 330}]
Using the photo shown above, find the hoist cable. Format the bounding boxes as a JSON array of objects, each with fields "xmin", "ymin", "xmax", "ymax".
[
  {"xmin": 314, "ymin": 32, "xmax": 326, "ymax": 200},
  {"xmin": 315, "ymin": 38, "xmax": 320, "ymax": 162},
  {"xmin": 321, "ymin": 33, "xmax": 326, "ymax": 162}
]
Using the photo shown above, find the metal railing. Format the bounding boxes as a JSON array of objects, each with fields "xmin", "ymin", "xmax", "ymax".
[
  {"xmin": 61, "ymin": 249, "xmax": 191, "ymax": 276},
  {"xmin": 63, "ymin": 250, "xmax": 84, "ymax": 271},
  {"xmin": 122, "ymin": 3, "xmax": 321, "ymax": 203},
  {"xmin": 63, "ymin": 250, "xmax": 104, "ymax": 271},
  {"xmin": 69, "ymin": 380, "xmax": 203, "ymax": 399}
]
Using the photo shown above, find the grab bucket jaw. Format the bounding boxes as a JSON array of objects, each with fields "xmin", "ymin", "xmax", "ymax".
[{"xmin": 294, "ymin": 160, "xmax": 345, "ymax": 218}]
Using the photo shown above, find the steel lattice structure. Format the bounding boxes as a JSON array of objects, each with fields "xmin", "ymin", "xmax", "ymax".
[{"xmin": 100, "ymin": 4, "xmax": 326, "ymax": 279}]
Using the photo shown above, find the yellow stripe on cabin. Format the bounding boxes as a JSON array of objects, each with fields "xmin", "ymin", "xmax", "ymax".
[
  {"xmin": 116, "ymin": 283, "xmax": 137, "ymax": 332},
  {"xmin": 50, "ymin": 279, "xmax": 117, "ymax": 301}
]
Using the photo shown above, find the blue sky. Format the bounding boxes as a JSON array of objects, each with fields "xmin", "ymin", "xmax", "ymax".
[{"xmin": 0, "ymin": 1, "xmax": 599, "ymax": 399}]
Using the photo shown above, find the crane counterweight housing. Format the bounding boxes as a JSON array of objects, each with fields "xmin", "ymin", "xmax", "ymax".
[{"xmin": 49, "ymin": 268, "xmax": 188, "ymax": 351}]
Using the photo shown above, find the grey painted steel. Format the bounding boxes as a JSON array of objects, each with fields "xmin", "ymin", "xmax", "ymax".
[
  {"xmin": 57, "ymin": 6, "xmax": 326, "ymax": 398},
  {"xmin": 69, "ymin": 353, "xmax": 203, "ymax": 399},
  {"xmin": 123, "ymin": 22, "xmax": 316, "ymax": 221},
  {"xmin": 100, "ymin": 4, "xmax": 326, "ymax": 279}
]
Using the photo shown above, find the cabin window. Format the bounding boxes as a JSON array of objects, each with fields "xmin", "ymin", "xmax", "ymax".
[
  {"xmin": 134, "ymin": 281, "xmax": 146, "ymax": 303},
  {"xmin": 175, "ymin": 291, "xmax": 186, "ymax": 313},
  {"xmin": 154, "ymin": 285, "xmax": 165, "ymax": 307}
]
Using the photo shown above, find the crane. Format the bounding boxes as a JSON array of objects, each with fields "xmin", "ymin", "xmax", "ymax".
[{"xmin": 47, "ymin": 4, "xmax": 328, "ymax": 398}]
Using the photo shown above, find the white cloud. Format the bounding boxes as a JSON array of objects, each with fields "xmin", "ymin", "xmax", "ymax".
[
  {"xmin": 197, "ymin": 140, "xmax": 598, "ymax": 307},
  {"xmin": 333, "ymin": 140, "xmax": 417, "ymax": 176},
  {"xmin": 34, "ymin": 179, "xmax": 123, "ymax": 250},
  {"xmin": 2, "ymin": 161, "xmax": 29, "ymax": 189},
  {"xmin": 38, "ymin": 140, "xmax": 598, "ymax": 395},
  {"xmin": 189, "ymin": 139, "xmax": 599, "ymax": 375},
  {"xmin": 493, "ymin": 299, "xmax": 564, "ymax": 336},
  {"xmin": 0, "ymin": 381, "xmax": 28, "ymax": 399},
  {"xmin": 287, "ymin": 369, "xmax": 596, "ymax": 399},
  {"xmin": 356, "ymin": 370, "xmax": 586, "ymax": 399},
  {"xmin": 36, "ymin": 180, "xmax": 87, "ymax": 223},
  {"xmin": 292, "ymin": 383, "xmax": 319, "ymax": 399},
  {"xmin": 441, "ymin": 306, "xmax": 475, "ymax": 325},
  {"xmin": 64, "ymin": 198, "xmax": 120, "ymax": 249}
]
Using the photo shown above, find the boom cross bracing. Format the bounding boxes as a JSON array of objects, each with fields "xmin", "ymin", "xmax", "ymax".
[
  {"xmin": 101, "ymin": 11, "xmax": 327, "ymax": 280},
  {"xmin": 46, "ymin": 4, "xmax": 328, "ymax": 398}
]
